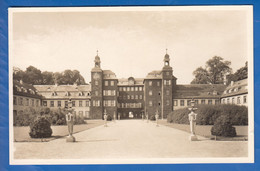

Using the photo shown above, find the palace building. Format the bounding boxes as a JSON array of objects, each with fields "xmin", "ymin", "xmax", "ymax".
[
  {"xmin": 89, "ymin": 51, "xmax": 227, "ymax": 119},
  {"xmin": 14, "ymin": 50, "xmax": 247, "ymax": 120}
]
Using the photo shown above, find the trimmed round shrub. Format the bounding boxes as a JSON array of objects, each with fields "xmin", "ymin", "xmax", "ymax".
[
  {"xmin": 150, "ymin": 115, "xmax": 156, "ymax": 121},
  {"xmin": 106, "ymin": 115, "xmax": 112, "ymax": 121},
  {"xmin": 211, "ymin": 115, "xmax": 237, "ymax": 137},
  {"xmin": 29, "ymin": 116, "xmax": 52, "ymax": 138}
]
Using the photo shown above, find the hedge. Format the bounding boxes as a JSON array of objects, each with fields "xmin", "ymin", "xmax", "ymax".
[
  {"xmin": 14, "ymin": 107, "xmax": 86, "ymax": 126},
  {"xmin": 167, "ymin": 104, "xmax": 248, "ymax": 125}
]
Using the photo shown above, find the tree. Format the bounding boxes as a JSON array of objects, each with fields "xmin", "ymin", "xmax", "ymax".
[
  {"xmin": 42, "ymin": 71, "xmax": 55, "ymax": 85},
  {"xmin": 190, "ymin": 67, "xmax": 209, "ymax": 84},
  {"xmin": 232, "ymin": 61, "xmax": 248, "ymax": 81},
  {"xmin": 191, "ymin": 56, "xmax": 232, "ymax": 84},
  {"xmin": 13, "ymin": 67, "xmax": 26, "ymax": 81},
  {"xmin": 23, "ymin": 66, "xmax": 43, "ymax": 84}
]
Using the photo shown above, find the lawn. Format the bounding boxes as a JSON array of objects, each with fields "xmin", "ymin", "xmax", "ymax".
[
  {"xmin": 13, "ymin": 120, "xmax": 105, "ymax": 142},
  {"xmin": 158, "ymin": 120, "xmax": 248, "ymax": 140}
]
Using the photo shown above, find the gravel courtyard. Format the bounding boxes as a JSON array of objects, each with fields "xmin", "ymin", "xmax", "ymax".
[{"xmin": 13, "ymin": 120, "xmax": 248, "ymax": 160}]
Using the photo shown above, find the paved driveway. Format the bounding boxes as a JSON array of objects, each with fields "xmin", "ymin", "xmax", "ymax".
[{"xmin": 13, "ymin": 120, "xmax": 247, "ymax": 160}]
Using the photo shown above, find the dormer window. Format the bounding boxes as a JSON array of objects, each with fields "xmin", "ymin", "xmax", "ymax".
[
  {"xmin": 165, "ymin": 61, "xmax": 169, "ymax": 66},
  {"xmin": 29, "ymin": 89, "xmax": 35, "ymax": 94},
  {"xmin": 213, "ymin": 91, "xmax": 218, "ymax": 95},
  {"xmin": 65, "ymin": 92, "xmax": 71, "ymax": 96},
  {"xmin": 47, "ymin": 87, "xmax": 51, "ymax": 91},
  {"xmin": 79, "ymin": 92, "xmax": 85, "ymax": 96},
  {"xmin": 52, "ymin": 92, "xmax": 58, "ymax": 96}
]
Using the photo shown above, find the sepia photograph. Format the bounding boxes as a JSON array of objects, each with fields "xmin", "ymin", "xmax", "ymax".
[{"xmin": 8, "ymin": 6, "xmax": 254, "ymax": 164}]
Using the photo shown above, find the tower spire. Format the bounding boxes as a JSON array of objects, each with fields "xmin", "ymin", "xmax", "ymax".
[{"xmin": 97, "ymin": 50, "xmax": 99, "ymax": 56}]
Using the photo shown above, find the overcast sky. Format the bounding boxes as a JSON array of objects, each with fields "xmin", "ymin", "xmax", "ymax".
[{"xmin": 11, "ymin": 7, "xmax": 251, "ymax": 84}]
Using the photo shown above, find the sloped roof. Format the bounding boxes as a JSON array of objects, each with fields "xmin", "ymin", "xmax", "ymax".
[
  {"xmin": 13, "ymin": 80, "xmax": 43, "ymax": 99},
  {"xmin": 221, "ymin": 78, "xmax": 248, "ymax": 98},
  {"xmin": 103, "ymin": 70, "xmax": 117, "ymax": 79},
  {"xmin": 145, "ymin": 70, "xmax": 162, "ymax": 79},
  {"xmin": 173, "ymin": 84, "xmax": 227, "ymax": 99},
  {"xmin": 118, "ymin": 78, "xmax": 144, "ymax": 86},
  {"xmin": 34, "ymin": 84, "xmax": 91, "ymax": 92}
]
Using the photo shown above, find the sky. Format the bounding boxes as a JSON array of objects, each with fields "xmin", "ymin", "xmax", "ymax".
[{"xmin": 11, "ymin": 7, "xmax": 251, "ymax": 84}]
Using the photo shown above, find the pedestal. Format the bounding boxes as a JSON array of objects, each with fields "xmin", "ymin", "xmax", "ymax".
[
  {"xmin": 189, "ymin": 134, "xmax": 198, "ymax": 141},
  {"xmin": 66, "ymin": 135, "xmax": 76, "ymax": 142}
]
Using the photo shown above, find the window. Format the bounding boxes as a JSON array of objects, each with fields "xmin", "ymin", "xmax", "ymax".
[
  {"xmin": 79, "ymin": 101, "xmax": 82, "ymax": 107},
  {"xmin": 180, "ymin": 100, "xmax": 184, "ymax": 106},
  {"xmin": 174, "ymin": 100, "xmax": 178, "ymax": 106},
  {"xmin": 58, "ymin": 101, "xmax": 61, "ymax": 107},
  {"xmin": 122, "ymin": 103, "xmax": 125, "ymax": 108},
  {"xmin": 95, "ymin": 81, "xmax": 98, "ymax": 86},
  {"xmin": 135, "ymin": 95, "xmax": 138, "ymax": 99},
  {"xmin": 208, "ymin": 100, "xmax": 212, "ymax": 105},
  {"xmin": 236, "ymin": 97, "xmax": 240, "ymax": 104},
  {"xmin": 108, "ymin": 90, "xmax": 111, "ymax": 96},
  {"xmin": 158, "ymin": 91, "xmax": 161, "ymax": 96},
  {"xmin": 26, "ymin": 99, "xmax": 29, "ymax": 106},
  {"xmin": 96, "ymin": 100, "xmax": 100, "ymax": 106},
  {"xmin": 195, "ymin": 100, "xmax": 198, "ymax": 105},
  {"xmin": 232, "ymin": 98, "xmax": 235, "ymax": 104},
  {"xmin": 131, "ymin": 95, "xmax": 134, "ymax": 99},
  {"xmin": 103, "ymin": 90, "xmax": 106, "ymax": 96},
  {"xmin": 215, "ymin": 100, "xmax": 219, "ymax": 105},
  {"xmin": 157, "ymin": 81, "xmax": 160, "ymax": 86},
  {"xmin": 135, "ymin": 87, "xmax": 138, "ymax": 91},
  {"xmin": 139, "ymin": 95, "xmax": 143, "ymax": 99},
  {"xmin": 164, "ymin": 80, "xmax": 171, "ymax": 85},
  {"xmin": 95, "ymin": 91, "xmax": 98, "ymax": 96},
  {"xmin": 43, "ymin": 101, "xmax": 47, "ymax": 107},
  {"xmin": 149, "ymin": 101, "xmax": 153, "ymax": 106},
  {"xmin": 13, "ymin": 96, "xmax": 17, "ymax": 105},
  {"xmin": 105, "ymin": 81, "xmax": 108, "ymax": 86},
  {"xmin": 187, "ymin": 100, "xmax": 191, "ymax": 106},
  {"xmin": 119, "ymin": 87, "xmax": 122, "ymax": 91},
  {"xmin": 72, "ymin": 101, "xmax": 76, "ymax": 107},
  {"xmin": 50, "ymin": 101, "xmax": 54, "ymax": 107},
  {"xmin": 149, "ymin": 81, "xmax": 152, "ymax": 86},
  {"xmin": 111, "ymin": 100, "xmax": 115, "ymax": 106},
  {"xmin": 86, "ymin": 101, "xmax": 90, "ymax": 106},
  {"xmin": 166, "ymin": 90, "xmax": 170, "ymax": 96},
  {"xmin": 111, "ymin": 81, "xmax": 114, "ymax": 86},
  {"xmin": 158, "ymin": 102, "xmax": 161, "ymax": 106},
  {"xmin": 103, "ymin": 100, "xmax": 107, "ymax": 107},
  {"xmin": 93, "ymin": 100, "xmax": 96, "ymax": 107},
  {"xmin": 222, "ymin": 99, "xmax": 225, "ymax": 104},
  {"xmin": 65, "ymin": 92, "xmax": 71, "ymax": 96},
  {"xmin": 166, "ymin": 100, "xmax": 170, "ymax": 106},
  {"xmin": 85, "ymin": 111, "xmax": 90, "ymax": 118},
  {"xmin": 243, "ymin": 96, "xmax": 247, "ymax": 103},
  {"xmin": 127, "ymin": 87, "xmax": 130, "ymax": 91},
  {"xmin": 127, "ymin": 95, "xmax": 130, "ymax": 99},
  {"xmin": 130, "ymin": 87, "xmax": 134, "ymax": 91},
  {"xmin": 36, "ymin": 100, "xmax": 39, "ymax": 107},
  {"xmin": 19, "ymin": 97, "xmax": 23, "ymax": 105},
  {"xmin": 201, "ymin": 100, "xmax": 205, "ymax": 104},
  {"xmin": 123, "ymin": 87, "xmax": 126, "ymax": 91},
  {"xmin": 112, "ymin": 90, "xmax": 116, "ymax": 96},
  {"xmin": 149, "ymin": 90, "xmax": 153, "ymax": 96},
  {"xmin": 139, "ymin": 87, "xmax": 143, "ymax": 91},
  {"xmin": 227, "ymin": 98, "xmax": 230, "ymax": 104}
]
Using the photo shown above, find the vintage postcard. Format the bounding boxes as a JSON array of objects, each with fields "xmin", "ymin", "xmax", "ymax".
[{"xmin": 8, "ymin": 6, "xmax": 254, "ymax": 164}]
